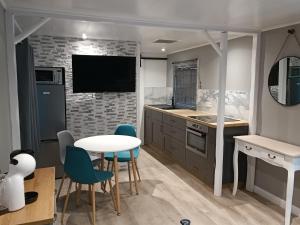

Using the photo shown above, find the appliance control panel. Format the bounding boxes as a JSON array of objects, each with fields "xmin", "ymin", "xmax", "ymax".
[{"xmin": 186, "ymin": 121, "xmax": 208, "ymax": 133}]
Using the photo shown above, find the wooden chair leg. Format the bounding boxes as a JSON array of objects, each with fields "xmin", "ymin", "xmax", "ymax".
[
  {"xmin": 100, "ymin": 153, "xmax": 106, "ymax": 192},
  {"xmin": 103, "ymin": 161, "xmax": 111, "ymax": 191},
  {"xmin": 61, "ymin": 179, "xmax": 73, "ymax": 224},
  {"xmin": 135, "ymin": 160, "xmax": 141, "ymax": 182},
  {"xmin": 91, "ymin": 184, "xmax": 96, "ymax": 225},
  {"xmin": 130, "ymin": 150, "xmax": 139, "ymax": 195},
  {"xmin": 56, "ymin": 173, "xmax": 66, "ymax": 201},
  {"xmin": 127, "ymin": 162, "xmax": 133, "ymax": 195},
  {"xmin": 76, "ymin": 183, "xmax": 82, "ymax": 207},
  {"xmin": 88, "ymin": 185, "xmax": 92, "ymax": 205},
  {"xmin": 113, "ymin": 154, "xmax": 121, "ymax": 215},
  {"xmin": 108, "ymin": 179, "xmax": 117, "ymax": 211},
  {"xmin": 111, "ymin": 161, "xmax": 114, "ymax": 172}
]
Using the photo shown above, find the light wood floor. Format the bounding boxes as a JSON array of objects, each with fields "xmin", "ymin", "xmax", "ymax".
[{"xmin": 55, "ymin": 148, "xmax": 300, "ymax": 225}]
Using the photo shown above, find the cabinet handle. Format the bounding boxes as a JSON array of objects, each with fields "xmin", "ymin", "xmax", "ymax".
[
  {"xmin": 245, "ymin": 145, "xmax": 252, "ymax": 151},
  {"xmin": 268, "ymin": 154, "xmax": 276, "ymax": 159}
]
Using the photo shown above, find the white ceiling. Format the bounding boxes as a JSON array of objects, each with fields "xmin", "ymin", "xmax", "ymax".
[
  {"xmin": 7, "ymin": 0, "xmax": 300, "ymax": 55},
  {"xmin": 15, "ymin": 17, "xmax": 242, "ymax": 55}
]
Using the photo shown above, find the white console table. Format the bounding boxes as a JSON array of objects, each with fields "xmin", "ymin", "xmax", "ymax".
[{"xmin": 232, "ymin": 135, "xmax": 300, "ymax": 225}]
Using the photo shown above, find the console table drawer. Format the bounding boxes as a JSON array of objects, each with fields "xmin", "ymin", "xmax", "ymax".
[
  {"xmin": 238, "ymin": 142, "xmax": 260, "ymax": 155},
  {"xmin": 238, "ymin": 141, "xmax": 285, "ymax": 165},
  {"xmin": 260, "ymin": 150, "xmax": 285, "ymax": 165}
]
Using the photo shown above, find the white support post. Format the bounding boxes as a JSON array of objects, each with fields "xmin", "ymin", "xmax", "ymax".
[
  {"xmin": 214, "ymin": 31, "xmax": 228, "ymax": 197},
  {"xmin": 5, "ymin": 11, "xmax": 21, "ymax": 150},
  {"xmin": 246, "ymin": 33, "xmax": 262, "ymax": 192},
  {"xmin": 249, "ymin": 33, "xmax": 261, "ymax": 135},
  {"xmin": 203, "ymin": 30, "xmax": 222, "ymax": 56},
  {"xmin": 136, "ymin": 43, "xmax": 144, "ymax": 140},
  {"xmin": 14, "ymin": 17, "xmax": 50, "ymax": 44}
]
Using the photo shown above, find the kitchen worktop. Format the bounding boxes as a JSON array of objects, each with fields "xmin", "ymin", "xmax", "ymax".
[{"xmin": 144, "ymin": 105, "xmax": 248, "ymax": 128}]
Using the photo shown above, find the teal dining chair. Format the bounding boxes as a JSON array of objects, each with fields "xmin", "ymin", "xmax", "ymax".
[
  {"xmin": 61, "ymin": 146, "xmax": 116, "ymax": 225},
  {"xmin": 56, "ymin": 130, "xmax": 102, "ymax": 201},
  {"xmin": 104, "ymin": 124, "xmax": 141, "ymax": 194}
]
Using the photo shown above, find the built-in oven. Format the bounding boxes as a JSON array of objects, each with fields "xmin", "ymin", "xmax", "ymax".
[
  {"xmin": 35, "ymin": 67, "xmax": 64, "ymax": 85},
  {"xmin": 186, "ymin": 121, "xmax": 208, "ymax": 157}
]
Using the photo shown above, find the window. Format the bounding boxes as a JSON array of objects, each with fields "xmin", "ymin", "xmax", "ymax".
[{"xmin": 173, "ymin": 60, "xmax": 197, "ymax": 109}]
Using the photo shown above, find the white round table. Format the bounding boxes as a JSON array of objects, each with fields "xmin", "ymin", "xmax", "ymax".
[
  {"xmin": 74, "ymin": 135, "xmax": 141, "ymax": 215},
  {"xmin": 74, "ymin": 135, "xmax": 141, "ymax": 153}
]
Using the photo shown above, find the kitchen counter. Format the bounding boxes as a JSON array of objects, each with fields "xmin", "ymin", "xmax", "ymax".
[{"xmin": 144, "ymin": 105, "xmax": 248, "ymax": 128}]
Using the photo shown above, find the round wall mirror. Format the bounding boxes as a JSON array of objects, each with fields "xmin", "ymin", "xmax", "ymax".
[{"xmin": 268, "ymin": 56, "xmax": 300, "ymax": 106}]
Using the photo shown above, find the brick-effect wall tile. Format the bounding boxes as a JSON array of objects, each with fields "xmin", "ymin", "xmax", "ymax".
[{"xmin": 29, "ymin": 35, "xmax": 137, "ymax": 139}]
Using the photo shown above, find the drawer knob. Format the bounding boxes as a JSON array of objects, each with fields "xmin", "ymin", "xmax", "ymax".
[
  {"xmin": 268, "ymin": 154, "xmax": 276, "ymax": 159},
  {"xmin": 245, "ymin": 145, "xmax": 252, "ymax": 151}
]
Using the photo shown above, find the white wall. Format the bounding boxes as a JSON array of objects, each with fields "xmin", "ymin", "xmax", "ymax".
[
  {"xmin": 143, "ymin": 59, "xmax": 167, "ymax": 87},
  {"xmin": 0, "ymin": 6, "xmax": 12, "ymax": 173},
  {"xmin": 255, "ymin": 23, "xmax": 300, "ymax": 207},
  {"xmin": 167, "ymin": 36, "xmax": 252, "ymax": 92}
]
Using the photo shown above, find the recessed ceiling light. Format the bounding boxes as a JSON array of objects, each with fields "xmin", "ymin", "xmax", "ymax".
[
  {"xmin": 161, "ymin": 48, "xmax": 166, "ymax": 52},
  {"xmin": 82, "ymin": 33, "xmax": 87, "ymax": 39}
]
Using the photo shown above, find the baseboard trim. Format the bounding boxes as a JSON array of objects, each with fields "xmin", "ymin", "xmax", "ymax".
[{"xmin": 253, "ymin": 185, "xmax": 300, "ymax": 216}]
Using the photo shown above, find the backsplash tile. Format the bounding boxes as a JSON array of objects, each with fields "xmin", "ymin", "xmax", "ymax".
[
  {"xmin": 144, "ymin": 87, "xmax": 173, "ymax": 105},
  {"xmin": 197, "ymin": 89, "xmax": 249, "ymax": 120},
  {"xmin": 29, "ymin": 35, "xmax": 137, "ymax": 139}
]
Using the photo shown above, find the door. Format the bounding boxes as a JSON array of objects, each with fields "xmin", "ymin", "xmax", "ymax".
[{"xmin": 37, "ymin": 85, "xmax": 66, "ymax": 140}]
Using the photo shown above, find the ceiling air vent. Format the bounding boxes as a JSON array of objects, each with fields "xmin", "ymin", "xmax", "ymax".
[{"xmin": 153, "ymin": 39, "xmax": 177, "ymax": 44}]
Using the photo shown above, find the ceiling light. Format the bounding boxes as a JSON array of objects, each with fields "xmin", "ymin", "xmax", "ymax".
[
  {"xmin": 161, "ymin": 48, "xmax": 166, "ymax": 52},
  {"xmin": 82, "ymin": 33, "xmax": 87, "ymax": 39}
]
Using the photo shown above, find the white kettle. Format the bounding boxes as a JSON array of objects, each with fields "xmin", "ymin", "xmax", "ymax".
[{"xmin": 0, "ymin": 153, "xmax": 36, "ymax": 211}]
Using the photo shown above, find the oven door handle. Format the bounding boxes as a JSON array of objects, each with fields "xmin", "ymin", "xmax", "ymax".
[{"xmin": 186, "ymin": 128, "xmax": 205, "ymax": 136}]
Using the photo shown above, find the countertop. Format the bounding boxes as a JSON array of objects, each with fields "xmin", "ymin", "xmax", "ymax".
[
  {"xmin": 0, "ymin": 167, "xmax": 55, "ymax": 225},
  {"xmin": 145, "ymin": 105, "xmax": 249, "ymax": 128}
]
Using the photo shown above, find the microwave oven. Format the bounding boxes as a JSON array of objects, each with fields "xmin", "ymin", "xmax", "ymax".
[{"xmin": 35, "ymin": 67, "xmax": 65, "ymax": 85}]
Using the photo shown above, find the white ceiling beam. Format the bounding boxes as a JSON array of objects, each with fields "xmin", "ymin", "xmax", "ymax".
[
  {"xmin": 0, "ymin": 0, "xmax": 7, "ymax": 10},
  {"xmin": 14, "ymin": 18, "xmax": 23, "ymax": 33},
  {"xmin": 203, "ymin": 30, "xmax": 222, "ymax": 56},
  {"xmin": 9, "ymin": 7, "xmax": 259, "ymax": 34},
  {"xmin": 14, "ymin": 17, "xmax": 50, "ymax": 44}
]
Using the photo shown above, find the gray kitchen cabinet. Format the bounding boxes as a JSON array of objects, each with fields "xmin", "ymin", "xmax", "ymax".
[
  {"xmin": 144, "ymin": 108, "xmax": 152, "ymax": 145},
  {"xmin": 185, "ymin": 126, "xmax": 215, "ymax": 186},
  {"xmin": 144, "ymin": 108, "xmax": 164, "ymax": 152},
  {"xmin": 152, "ymin": 119, "xmax": 164, "ymax": 151},
  {"xmin": 163, "ymin": 123, "xmax": 185, "ymax": 142},
  {"xmin": 163, "ymin": 114, "xmax": 186, "ymax": 130},
  {"xmin": 144, "ymin": 106, "xmax": 249, "ymax": 187},
  {"xmin": 185, "ymin": 126, "xmax": 248, "ymax": 186},
  {"xmin": 164, "ymin": 134, "xmax": 186, "ymax": 165}
]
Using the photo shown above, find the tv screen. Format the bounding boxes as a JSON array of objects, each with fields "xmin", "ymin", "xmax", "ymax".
[{"xmin": 72, "ymin": 55, "xmax": 136, "ymax": 93}]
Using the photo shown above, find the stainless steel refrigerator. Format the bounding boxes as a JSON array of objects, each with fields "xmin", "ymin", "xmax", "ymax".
[{"xmin": 35, "ymin": 67, "xmax": 66, "ymax": 178}]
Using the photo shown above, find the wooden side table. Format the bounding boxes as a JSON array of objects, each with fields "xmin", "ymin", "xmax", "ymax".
[{"xmin": 0, "ymin": 167, "xmax": 55, "ymax": 225}]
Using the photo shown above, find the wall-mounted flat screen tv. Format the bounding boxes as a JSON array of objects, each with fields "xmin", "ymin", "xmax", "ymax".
[{"xmin": 72, "ymin": 55, "xmax": 136, "ymax": 93}]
